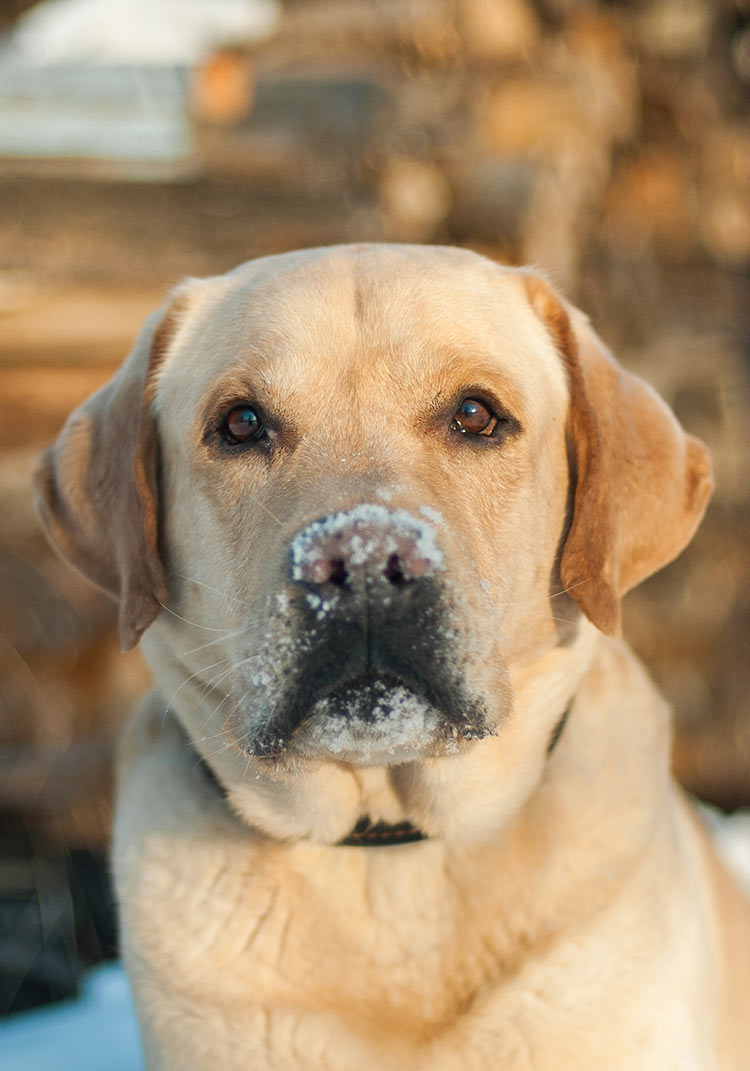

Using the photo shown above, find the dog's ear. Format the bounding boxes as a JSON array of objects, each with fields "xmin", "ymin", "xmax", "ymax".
[
  {"xmin": 522, "ymin": 272, "xmax": 713, "ymax": 637},
  {"xmin": 34, "ymin": 293, "xmax": 187, "ymax": 651}
]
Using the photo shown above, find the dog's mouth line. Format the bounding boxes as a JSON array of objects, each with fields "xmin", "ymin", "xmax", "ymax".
[
  {"xmin": 281, "ymin": 670, "xmax": 493, "ymax": 763},
  {"xmin": 296, "ymin": 668, "xmax": 494, "ymax": 732},
  {"xmin": 242, "ymin": 669, "xmax": 493, "ymax": 761},
  {"xmin": 287, "ymin": 673, "xmax": 439, "ymax": 754},
  {"xmin": 299, "ymin": 669, "xmax": 440, "ymax": 719}
]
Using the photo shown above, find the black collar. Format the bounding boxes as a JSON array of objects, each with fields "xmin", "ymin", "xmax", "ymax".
[
  {"xmin": 546, "ymin": 697, "xmax": 572, "ymax": 756},
  {"xmin": 338, "ymin": 817, "xmax": 426, "ymax": 847}
]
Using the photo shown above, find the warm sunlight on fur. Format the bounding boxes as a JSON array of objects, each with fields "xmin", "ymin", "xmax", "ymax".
[{"xmin": 35, "ymin": 245, "xmax": 748, "ymax": 1070}]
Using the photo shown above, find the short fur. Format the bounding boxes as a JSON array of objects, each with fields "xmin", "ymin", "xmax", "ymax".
[{"xmin": 35, "ymin": 245, "xmax": 749, "ymax": 1069}]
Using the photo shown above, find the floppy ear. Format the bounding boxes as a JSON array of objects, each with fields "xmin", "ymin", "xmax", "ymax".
[
  {"xmin": 522, "ymin": 272, "xmax": 713, "ymax": 637},
  {"xmin": 34, "ymin": 296, "xmax": 186, "ymax": 651}
]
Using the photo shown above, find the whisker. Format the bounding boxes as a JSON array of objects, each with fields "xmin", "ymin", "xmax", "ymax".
[
  {"xmin": 198, "ymin": 712, "xmax": 245, "ymax": 760},
  {"xmin": 178, "ymin": 628, "xmax": 245, "ymax": 660},
  {"xmin": 196, "ymin": 723, "xmax": 238, "ymax": 746},
  {"xmin": 255, "ymin": 498, "xmax": 284, "ymax": 527},
  {"xmin": 549, "ymin": 577, "xmax": 591, "ymax": 599},
  {"xmin": 158, "ymin": 602, "xmax": 238, "ymax": 633},
  {"xmin": 173, "ymin": 573, "xmax": 250, "ymax": 606},
  {"xmin": 195, "ymin": 662, "xmax": 245, "ymax": 705},
  {"xmin": 199, "ymin": 686, "xmax": 239, "ymax": 736},
  {"xmin": 162, "ymin": 658, "xmax": 234, "ymax": 715}
]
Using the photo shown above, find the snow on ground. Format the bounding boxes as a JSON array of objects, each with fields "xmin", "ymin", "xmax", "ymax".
[
  {"xmin": 0, "ymin": 963, "xmax": 143, "ymax": 1070},
  {"xmin": 701, "ymin": 805, "xmax": 750, "ymax": 897},
  {"xmin": 4, "ymin": 0, "xmax": 279, "ymax": 66}
]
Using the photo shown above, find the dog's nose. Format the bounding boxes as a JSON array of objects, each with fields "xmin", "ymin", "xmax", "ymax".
[{"xmin": 289, "ymin": 504, "xmax": 443, "ymax": 592}]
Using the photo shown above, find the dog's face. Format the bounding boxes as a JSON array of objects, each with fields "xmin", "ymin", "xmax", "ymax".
[
  {"xmin": 35, "ymin": 245, "xmax": 712, "ymax": 842},
  {"xmin": 152, "ymin": 248, "xmax": 572, "ymax": 763}
]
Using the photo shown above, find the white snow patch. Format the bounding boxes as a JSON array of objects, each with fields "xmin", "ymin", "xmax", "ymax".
[
  {"xmin": 293, "ymin": 680, "xmax": 457, "ymax": 763},
  {"xmin": 289, "ymin": 503, "xmax": 443, "ymax": 580},
  {"xmin": 305, "ymin": 591, "xmax": 338, "ymax": 618},
  {"xmin": 5, "ymin": 0, "xmax": 279, "ymax": 67},
  {"xmin": 0, "ymin": 963, "xmax": 142, "ymax": 1070},
  {"xmin": 700, "ymin": 804, "xmax": 750, "ymax": 897},
  {"xmin": 418, "ymin": 504, "xmax": 445, "ymax": 527}
]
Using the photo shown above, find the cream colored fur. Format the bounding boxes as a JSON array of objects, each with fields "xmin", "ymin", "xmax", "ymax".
[{"xmin": 36, "ymin": 245, "xmax": 750, "ymax": 1069}]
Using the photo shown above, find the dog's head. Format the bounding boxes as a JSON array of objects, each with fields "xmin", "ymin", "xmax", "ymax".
[{"xmin": 35, "ymin": 245, "xmax": 712, "ymax": 841}]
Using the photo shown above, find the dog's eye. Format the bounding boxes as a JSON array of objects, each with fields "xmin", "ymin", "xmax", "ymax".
[
  {"xmin": 221, "ymin": 405, "xmax": 264, "ymax": 445},
  {"xmin": 452, "ymin": 399, "xmax": 497, "ymax": 437}
]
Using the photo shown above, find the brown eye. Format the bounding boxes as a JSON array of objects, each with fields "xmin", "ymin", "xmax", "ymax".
[
  {"xmin": 222, "ymin": 404, "xmax": 263, "ymax": 445},
  {"xmin": 453, "ymin": 398, "xmax": 497, "ymax": 437}
]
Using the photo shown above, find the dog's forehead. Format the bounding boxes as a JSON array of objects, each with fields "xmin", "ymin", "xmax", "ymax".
[{"xmin": 154, "ymin": 245, "xmax": 568, "ymax": 420}]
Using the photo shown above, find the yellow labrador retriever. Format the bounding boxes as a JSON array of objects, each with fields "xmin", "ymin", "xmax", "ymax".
[{"xmin": 35, "ymin": 245, "xmax": 750, "ymax": 1069}]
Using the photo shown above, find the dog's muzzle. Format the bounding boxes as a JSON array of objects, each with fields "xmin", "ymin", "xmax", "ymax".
[{"xmin": 242, "ymin": 505, "xmax": 492, "ymax": 760}]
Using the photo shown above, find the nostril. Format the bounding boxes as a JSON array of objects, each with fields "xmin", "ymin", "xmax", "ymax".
[
  {"xmin": 328, "ymin": 558, "xmax": 349, "ymax": 587},
  {"xmin": 385, "ymin": 553, "xmax": 407, "ymax": 588},
  {"xmin": 290, "ymin": 506, "xmax": 442, "ymax": 592}
]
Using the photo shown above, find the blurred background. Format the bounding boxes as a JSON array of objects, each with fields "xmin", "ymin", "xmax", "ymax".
[{"xmin": 0, "ymin": 0, "xmax": 748, "ymax": 1020}]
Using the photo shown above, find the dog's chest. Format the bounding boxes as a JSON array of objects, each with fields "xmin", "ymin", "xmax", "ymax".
[
  {"xmin": 121, "ymin": 781, "xmax": 722, "ymax": 1071},
  {"xmin": 127, "ymin": 830, "xmax": 712, "ymax": 1071},
  {"xmin": 134, "ymin": 833, "xmax": 513, "ymax": 1032}
]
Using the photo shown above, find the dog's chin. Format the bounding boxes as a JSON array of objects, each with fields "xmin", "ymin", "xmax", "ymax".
[
  {"xmin": 287, "ymin": 681, "xmax": 441, "ymax": 766},
  {"xmin": 286, "ymin": 678, "xmax": 475, "ymax": 765}
]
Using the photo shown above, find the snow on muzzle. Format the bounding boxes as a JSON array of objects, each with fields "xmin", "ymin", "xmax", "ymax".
[{"xmin": 238, "ymin": 505, "xmax": 493, "ymax": 760}]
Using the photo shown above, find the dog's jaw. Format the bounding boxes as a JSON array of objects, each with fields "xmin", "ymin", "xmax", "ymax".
[
  {"xmin": 290, "ymin": 679, "xmax": 477, "ymax": 765},
  {"xmin": 140, "ymin": 613, "xmax": 599, "ymax": 845}
]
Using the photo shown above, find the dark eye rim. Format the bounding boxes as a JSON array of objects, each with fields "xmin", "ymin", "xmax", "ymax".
[
  {"xmin": 446, "ymin": 391, "xmax": 521, "ymax": 444},
  {"xmin": 210, "ymin": 401, "xmax": 272, "ymax": 450}
]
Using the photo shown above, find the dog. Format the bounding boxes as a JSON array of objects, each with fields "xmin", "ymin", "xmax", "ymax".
[{"xmin": 35, "ymin": 244, "xmax": 750, "ymax": 1069}]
